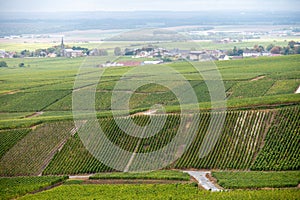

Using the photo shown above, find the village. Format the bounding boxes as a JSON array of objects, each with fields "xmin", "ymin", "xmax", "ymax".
[{"xmin": 1, "ymin": 38, "xmax": 299, "ymax": 67}]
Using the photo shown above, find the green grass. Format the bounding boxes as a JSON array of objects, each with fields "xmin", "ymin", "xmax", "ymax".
[
  {"xmin": 212, "ymin": 171, "xmax": 300, "ymax": 189},
  {"xmin": 90, "ymin": 170, "xmax": 190, "ymax": 181},
  {"xmin": 19, "ymin": 184, "xmax": 300, "ymax": 200},
  {"xmin": 0, "ymin": 176, "xmax": 67, "ymax": 200}
]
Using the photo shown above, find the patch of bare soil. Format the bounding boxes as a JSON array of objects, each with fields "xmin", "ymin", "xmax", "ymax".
[
  {"xmin": 250, "ymin": 76, "xmax": 265, "ymax": 81},
  {"xmin": 25, "ymin": 111, "xmax": 44, "ymax": 118},
  {"xmin": 3, "ymin": 90, "xmax": 19, "ymax": 95}
]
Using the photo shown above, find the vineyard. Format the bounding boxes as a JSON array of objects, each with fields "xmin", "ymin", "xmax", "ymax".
[
  {"xmin": 0, "ymin": 129, "xmax": 30, "ymax": 158},
  {"xmin": 37, "ymin": 106, "xmax": 300, "ymax": 175},
  {"xmin": 251, "ymin": 106, "xmax": 300, "ymax": 170},
  {"xmin": 0, "ymin": 122, "xmax": 74, "ymax": 176},
  {"xmin": 0, "ymin": 55, "xmax": 299, "ymax": 199},
  {"xmin": 18, "ymin": 184, "xmax": 300, "ymax": 200},
  {"xmin": 0, "ymin": 176, "xmax": 67, "ymax": 200},
  {"xmin": 212, "ymin": 171, "xmax": 300, "ymax": 189}
]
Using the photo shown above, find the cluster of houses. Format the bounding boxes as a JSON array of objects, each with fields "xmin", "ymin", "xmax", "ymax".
[
  {"xmin": 0, "ymin": 50, "xmax": 16, "ymax": 58},
  {"xmin": 0, "ymin": 37, "xmax": 286, "ymax": 61},
  {"xmin": 100, "ymin": 60, "xmax": 163, "ymax": 67}
]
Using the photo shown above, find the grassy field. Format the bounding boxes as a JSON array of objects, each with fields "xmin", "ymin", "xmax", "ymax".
[
  {"xmin": 18, "ymin": 184, "xmax": 300, "ymax": 200},
  {"xmin": 0, "ymin": 38, "xmax": 294, "ymax": 52},
  {"xmin": 212, "ymin": 171, "xmax": 300, "ymax": 189}
]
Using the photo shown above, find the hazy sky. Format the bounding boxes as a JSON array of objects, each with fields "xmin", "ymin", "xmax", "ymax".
[{"xmin": 1, "ymin": 0, "xmax": 298, "ymax": 12}]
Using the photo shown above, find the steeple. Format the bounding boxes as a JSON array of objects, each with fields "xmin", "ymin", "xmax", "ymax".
[
  {"xmin": 61, "ymin": 37, "xmax": 65, "ymax": 50},
  {"xmin": 61, "ymin": 37, "xmax": 65, "ymax": 57}
]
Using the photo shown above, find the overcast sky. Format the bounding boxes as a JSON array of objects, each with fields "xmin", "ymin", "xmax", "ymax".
[{"xmin": 0, "ymin": 0, "xmax": 298, "ymax": 12}]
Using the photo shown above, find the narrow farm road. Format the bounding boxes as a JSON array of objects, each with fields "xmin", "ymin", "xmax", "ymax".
[
  {"xmin": 183, "ymin": 171, "xmax": 222, "ymax": 192},
  {"xmin": 69, "ymin": 175, "xmax": 93, "ymax": 180}
]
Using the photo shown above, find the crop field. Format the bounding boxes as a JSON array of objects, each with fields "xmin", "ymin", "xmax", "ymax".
[
  {"xmin": 0, "ymin": 54, "xmax": 299, "ymax": 199},
  {"xmin": 38, "ymin": 106, "xmax": 299, "ymax": 175},
  {"xmin": 251, "ymin": 106, "xmax": 300, "ymax": 170},
  {"xmin": 18, "ymin": 184, "xmax": 300, "ymax": 200},
  {"xmin": 0, "ymin": 37, "xmax": 294, "ymax": 52},
  {"xmin": 212, "ymin": 171, "xmax": 300, "ymax": 189},
  {"xmin": 0, "ymin": 122, "xmax": 74, "ymax": 176},
  {"xmin": 0, "ymin": 55, "xmax": 299, "ymax": 120},
  {"xmin": 89, "ymin": 170, "xmax": 190, "ymax": 180},
  {"xmin": 0, "ymin": 176, "xmax": 67, "ymax": 200}
]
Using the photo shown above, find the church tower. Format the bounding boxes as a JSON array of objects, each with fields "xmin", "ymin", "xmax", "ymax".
[{"xmin": 61, "ymin": 37, "xmax": 65, "ymax": 57}]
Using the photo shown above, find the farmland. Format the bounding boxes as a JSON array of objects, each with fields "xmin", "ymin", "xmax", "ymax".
[
  {"xmin": 0, "ymin": 55, "xmax": 299, "ymax": 126},
  {"xmin": 0, "ymin": 54, "xmax": 299, "ymax": 199},
  {"xmin": 0, "ymin": 176, "xmax": 67, "ymax": 200},
  {"xmin": 212, "ymin": 171, "xmax": 300, "ymax": 189},
  {"xmin": 18, "ymin": 184, "xmax": 300, "ymax": 200}
]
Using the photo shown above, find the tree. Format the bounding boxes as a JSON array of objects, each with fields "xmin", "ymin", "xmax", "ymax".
[
  {"xmin": 0, "ymin": 61, "xmax": 8, "ymax": 67},
  {"xmin": 233, "ymin": 46, "xmax": 238, "ymax": 55},
  {"xmin": 266, "ymin": 44, "xmax": 274, "ymax": 52},
  {"xmin": 270, "ymin": 46, "xmax": 282, "ymax": 54},
  {"xmin": 47, "ymin": 47, "xmax": 56, "ymax": 53},
  {"xmin": 295, "ymin": 46, "xmax": 300, "ymax": 54},
  {"xmin": 114, "ymin": 47, "xmax": 122, "ymax": 56},
  {"xmin": 99, "ymin": 49, "xmax": 108, "ymax": 56},
  {"xmin": 237, "ymin": 49, "xmax": 244, "ymax": 56},
  {"xmin": 288, "ymin": 41, "xmax": 296, "ymax": 49},
  {"xmin": 21, "ymin": 49, "xmax": 31, "ymax": 57}
]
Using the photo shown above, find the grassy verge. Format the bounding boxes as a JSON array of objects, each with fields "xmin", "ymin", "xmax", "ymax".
[{"xmin": 212, "ymin": 171, "xmax": 300, "ymax": 189}]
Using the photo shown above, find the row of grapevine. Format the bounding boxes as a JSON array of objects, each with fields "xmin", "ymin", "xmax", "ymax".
[
  {"xmin": 43, "ymin": 115, "xmax": 182, "ymax": 174},
  {"xmin": 174, "ymin": 110, "xmax": 273, "ymax": 170},
  {"xmin": 251, "ymin": 106, "xmax": 300, "ymax": 170},
  {"xmin": 43, "ymin": 133, "xmax": 113, "ymax": 175},
  {"xmin": 0, "ymin": 129, "xmax": 30, "ymax": 159},
  {"xmin": 0, "ymin": 122, "xmax": 74, "ymax": 176}
]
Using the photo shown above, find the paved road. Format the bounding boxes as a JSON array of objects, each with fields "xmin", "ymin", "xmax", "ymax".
[{"xmin": 183, "ymin": 171, "xmax": 221, "ymax": 192}]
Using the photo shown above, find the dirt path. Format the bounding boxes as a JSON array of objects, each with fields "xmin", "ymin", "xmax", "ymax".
[
  {"xmin": 183, "ymin": 171, "xmax": 222, "ymax": 192},
  {"xmin": 69, "ymin": 175, "xmax": 92, "ymax": 180},
  {"xmin": 25, "ymin": 111, "xmax": 44, "ymax": 118},
  {"xmin": 295, "ymin": 85, "xmax": 300, "ymax": 94},
  {"xmin": 250, "ymin": 75, "xmax": 265, "ymax": 81}
]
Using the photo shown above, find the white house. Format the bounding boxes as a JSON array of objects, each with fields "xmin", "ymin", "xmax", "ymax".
[
  {"xmin": 243, "ymin": 51, "xmax": 261, "ymax": 57},
  {"xmin": 64, "ymin": 49, "xmax": 84, "ymax": 58},
  {"xmin": 189, "ymin": 51, "xmax": 205, "ymax": 60},
  {"xmin": 143, "ymin": 60, "xmax": 163, "ymax": 65}
]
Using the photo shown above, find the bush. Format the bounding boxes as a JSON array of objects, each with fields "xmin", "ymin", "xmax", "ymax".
[{"xmin": 0, "ymin": 61, "xmax": 8, "ymax": 67}]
